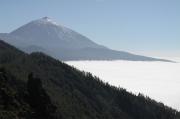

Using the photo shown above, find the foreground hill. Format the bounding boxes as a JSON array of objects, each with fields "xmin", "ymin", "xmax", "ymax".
[
  {"xmin": 0, "ymin": 40, "xmax": 179, "ymax": 119},
  {"xmin": 0, "ymin": 17, "xmax": 171, "ymax": 62}
]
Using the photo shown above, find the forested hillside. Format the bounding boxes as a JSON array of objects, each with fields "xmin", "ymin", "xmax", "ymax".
[{"xmin": 0, "ymin": 40, "xmax": 179, "ymax": 119}]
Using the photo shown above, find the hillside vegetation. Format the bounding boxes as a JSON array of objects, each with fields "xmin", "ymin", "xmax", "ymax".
[{"xmin": 0, "ymin": 40, "xmax": 179, "ymax": 119}]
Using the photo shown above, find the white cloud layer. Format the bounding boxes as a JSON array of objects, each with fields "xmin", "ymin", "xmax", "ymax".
[{"xmin": 66, "ymin": 58, "xmax": 180, "ymax": 111}]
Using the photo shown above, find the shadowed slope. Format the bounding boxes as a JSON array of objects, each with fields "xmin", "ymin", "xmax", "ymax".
[{"xmin": 0, "ymin": 40, "xmax": 179, "ymax": 119}]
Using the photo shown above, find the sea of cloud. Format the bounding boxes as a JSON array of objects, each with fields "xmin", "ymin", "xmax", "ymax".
[{"xmin": 66, "ymin": 58, "xmax": 180, "ymax": 111}]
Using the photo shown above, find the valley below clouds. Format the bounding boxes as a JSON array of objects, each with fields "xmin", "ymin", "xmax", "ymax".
[{"xmin": 66, "ymin": 58, "xmax": 180, "ymax": 111}]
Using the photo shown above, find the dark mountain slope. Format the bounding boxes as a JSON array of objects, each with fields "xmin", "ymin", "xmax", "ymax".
[
  {"xmin": 0, "ymin": 68, "xmax": 58, "ymax": 119},
  {"xmin": 0, "ymin": 40, "xmax": 179, "ymax": 119},
  {"xmin": 0, "ymin": 68, "xmax": 30, "ymax": 119}
]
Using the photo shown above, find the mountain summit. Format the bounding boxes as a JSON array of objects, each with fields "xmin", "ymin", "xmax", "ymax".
[
  {"xmin": 32, "ymin": 16, "xmax": 60, "ymax": 26},
  {"xmin": 0, "ymin": 17, "xmax": 171, "ymax": 61},
  {"xmin": 10, "ymin": 17, "xmax": 106, "ymax": 50}
]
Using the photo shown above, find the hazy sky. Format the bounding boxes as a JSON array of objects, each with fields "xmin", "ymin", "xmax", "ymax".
[{"xmin": 0, "ymin": 0, "xmax": 179, "ymax": 57}]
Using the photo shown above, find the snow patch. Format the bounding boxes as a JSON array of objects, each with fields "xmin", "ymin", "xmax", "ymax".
[{"xmin": 34, "ymin": 17, "xmax": 60, "ymax": 26}]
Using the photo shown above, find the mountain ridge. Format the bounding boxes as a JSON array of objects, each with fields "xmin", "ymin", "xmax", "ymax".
[
  {"xmin": 0, "ymin": 39, "xmax": 179, "ymax": 119},
  {"xmin": 0, "ymin": 17, "xmax": 172, "ymax": 62}
]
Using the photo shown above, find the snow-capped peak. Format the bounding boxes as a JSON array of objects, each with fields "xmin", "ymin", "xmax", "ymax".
[
  {"xmin": 35, "ymin": 17, "xmax": 59, "ymax": 26},
  {"xmin": 42, "ymin": 17, "xmax": 52, "ymax": 21}
]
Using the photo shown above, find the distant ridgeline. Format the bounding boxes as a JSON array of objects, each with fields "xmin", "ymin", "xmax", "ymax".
[
  {"xmin": 0, "ymin": 40, "xmax": 179, "ymax": 119},
  {"xmin": 0, "ymin": 17, "xmax": 172, "ymax": 62}
]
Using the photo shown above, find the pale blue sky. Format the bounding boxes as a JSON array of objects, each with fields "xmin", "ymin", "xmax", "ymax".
[{"xmin": 0, "ymin": 0, "xmax": 180, "ymax": 57}]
